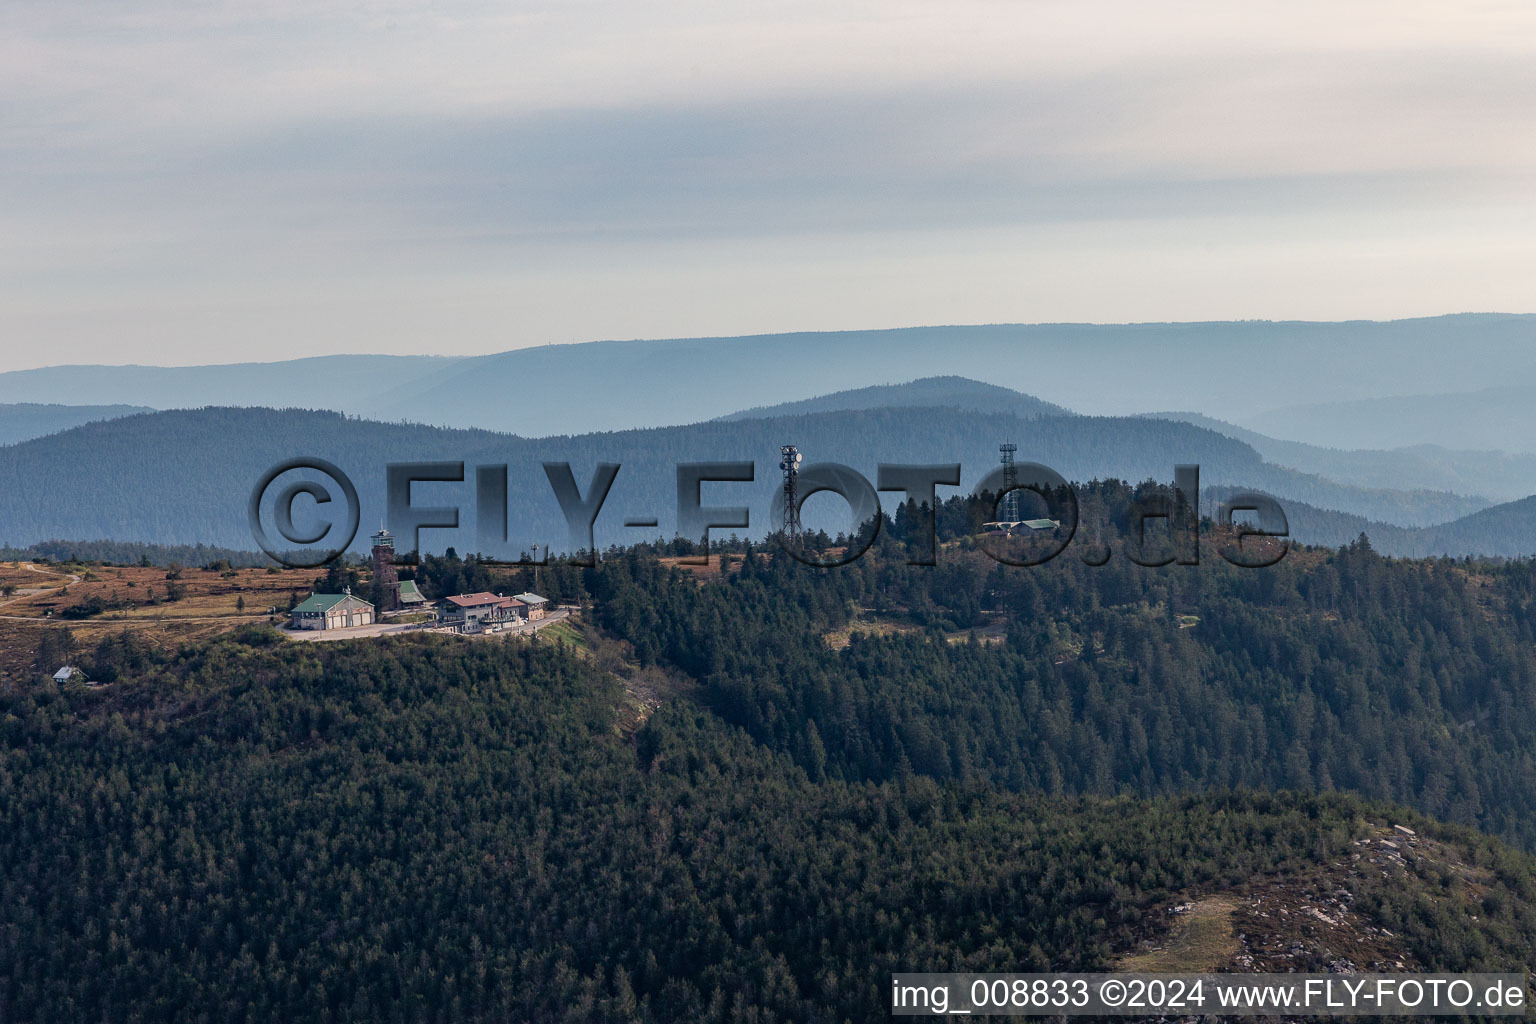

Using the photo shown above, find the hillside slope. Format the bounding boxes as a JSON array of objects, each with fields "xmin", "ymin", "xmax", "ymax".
[
  {"xmin": 582, "ymin": 540, "xmax": 1536, "ymax": 850},
  {"xmin": 2, "ymin": 631, "xmax": 1531, "ymax": 1022}
]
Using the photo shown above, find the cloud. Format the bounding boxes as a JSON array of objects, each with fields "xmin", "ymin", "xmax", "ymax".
[{"xmin": 2, "ymin": 0, "xmax": 1535, "ymax": 368}]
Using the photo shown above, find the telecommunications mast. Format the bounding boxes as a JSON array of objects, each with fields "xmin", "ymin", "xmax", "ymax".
[
  {"xmin": 780, "ymin": 445, "xmax": 803, "ymax": 538},
  {"xmin": 999, "ymin": 442, "xmax": 1020, "ymax": 523}
]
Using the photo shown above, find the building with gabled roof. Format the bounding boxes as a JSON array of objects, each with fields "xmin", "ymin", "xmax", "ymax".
[
  {"xmin": 290, "ymin": 589, "xmax": 375, "ymax": 631},
  {"xmin": 980, "ymin": 519, "xmax": 1061, "ymax": 535}
]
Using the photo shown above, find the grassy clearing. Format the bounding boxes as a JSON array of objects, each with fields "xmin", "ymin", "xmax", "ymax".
[
  {"xmin": 532, "ymin": 619, "xmax": 586, "ymax": 650},
  {"xmin": 0, "ymin": 561, "xmax": 320, "ymax": 685},
  {"xmin": 823, "ymin": 617, "xmax": 922, "ymax": 650},
  {"xmin": 1119, "ymin": 898, "xmax": 1240, "ymax": 972}
]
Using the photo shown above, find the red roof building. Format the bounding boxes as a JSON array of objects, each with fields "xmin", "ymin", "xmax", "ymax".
[{"xmin": 438, "ymin": 592, "xmax": 527, "ymax": 631}]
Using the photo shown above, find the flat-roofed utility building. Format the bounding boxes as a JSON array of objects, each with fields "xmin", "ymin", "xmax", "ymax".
[{"xmin": 513, "ymin": 592, "xmax": 549, "ymax": 620}]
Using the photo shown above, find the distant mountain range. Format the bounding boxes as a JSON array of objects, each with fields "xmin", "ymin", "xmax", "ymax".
[
  {"xmin": 0, "ymin": 402, "xmax": 153, "ymax": 446},
  {"xmin": 1206, "ymin": 487, "xmax": 1536, "ymax": 559},
  {"xmin": 10, "ymin": 346, "xmax": 1536, "ymax": 556},
  {"xmin": 0, "ymin": 355, "xmax": 449, "ymax": 420},
  {"xmin": 1243, "ymin": 385, "xmax": 1536, "ymax": 454},
  {"xmin": 1142, "ymin": 411, "xmax": 1536, "ymax": 502},
  {"xmin": 0, "ymin": 379, "xmax": 1511, "ymax": 555},
  {"xmin": 714, "ymin": 378, "xmax": 1487, "ymax": 527},
  {"xmin": 2, "ymin": 314, "xmax": 1533, "ymax": 441}
]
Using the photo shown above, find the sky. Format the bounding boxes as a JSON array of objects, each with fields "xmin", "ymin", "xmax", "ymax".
[{"xmin": 3, "ymin": 0, "xmax": 1536, "ymax": 372}]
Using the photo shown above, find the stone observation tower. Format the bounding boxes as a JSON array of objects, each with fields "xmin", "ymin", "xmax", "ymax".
[{"xmin": 371, "ymin": 527, "xmax": 401, "ymax": 611}]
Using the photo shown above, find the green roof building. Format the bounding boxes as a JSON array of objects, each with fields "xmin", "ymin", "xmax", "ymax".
[{"xmin": 290, "ymin": 589, "xmax": 375, "ymax": 631}]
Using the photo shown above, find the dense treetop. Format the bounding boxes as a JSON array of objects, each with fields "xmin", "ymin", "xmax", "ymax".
[
  {"xmin": 4, "ymin": 633, "xmax": 1534, "ymax": 1022},
  {"xmin": 10, "ymin": 518, "xmax": 1536, "ymax": 1020}
]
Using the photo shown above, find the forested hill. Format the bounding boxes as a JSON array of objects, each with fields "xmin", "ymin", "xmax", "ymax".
[
  {"xmin": 0, "ymin": 405, "xmax": 1487, "ymax": 554},
  {"xmin": 714, "ymin": 375, "xmax": 1070, "ymax": 421},
  {"xmin": 0, "ymin": 402, "xmax": 152, "ymax": 446},
  {"xmin": 4, "ymin": 627, "xmax": 1534, "ymax": 1021},
  {"xmin": 308, "ymin": 520, "xmax": 1536, "ymax": 854},
  {"xmin": 557, "ymin": 537, "xmax": 1536, "ymax": 853}
]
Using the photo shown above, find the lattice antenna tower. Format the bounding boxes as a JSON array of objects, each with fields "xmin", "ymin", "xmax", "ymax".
[
  {"xmin": 999, "ymin": 442, "xmax": 1020, "ymax": 522},
  {"xmin": 780, "ymin": 445, "xmax": 803, "ymax": 537}
]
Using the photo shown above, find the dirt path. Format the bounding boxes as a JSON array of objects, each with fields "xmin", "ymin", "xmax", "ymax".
[{"xmin": 0, "ymin": 562, "xmax": 84, "ymax": 617}]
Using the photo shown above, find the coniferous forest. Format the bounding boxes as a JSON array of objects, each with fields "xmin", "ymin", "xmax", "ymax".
[
  {"xmin": 588, "ymin": 525, "xmax": 1536, "ymax": 849},
  {"xmin": 6, "ymin": 512, "xmax": 1536, "ymax": 1020},
  {"xmin": 11, "ymin": 1, "xmax": 1536, "ymax": 1019}
]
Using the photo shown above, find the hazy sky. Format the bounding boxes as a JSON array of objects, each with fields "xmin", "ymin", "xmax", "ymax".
[{"xmin": 4, "ymin": 0, "xmax": 1536, "ymax": 371}]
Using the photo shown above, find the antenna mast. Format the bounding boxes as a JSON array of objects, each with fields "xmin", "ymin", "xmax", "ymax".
[
  {"xmin": 999, "ymin": 442, "xmax": 1020, "ymax": 522},
  {"xmin": 780, "ymin": 445, "xmax": 803, "ymax": 538}
]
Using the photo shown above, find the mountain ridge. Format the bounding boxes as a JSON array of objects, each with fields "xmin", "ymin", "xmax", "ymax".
[
  {"xmin": 1208, "ymin": 487, "xmax": 1536, "ymax": 559},
  {"xmin": 0, "ymin": 403, "xmax": 1499, "ymax": 554},
  {"xmin": 0, "ymin": 402, "xmax": 154, "ymax": 446},
  {"xmin": 1144, "ymin": 411, "xmax": 1536, "ymax": 502},
  {"xmin": 715, "ymin": 375, "xmax": 1071, "ymax": 421},
  {"xmin": 4, "ymin": 313, "xmax": 1533, "ymax": 438},
  {"xmin": 1244, "ymin": 383, "xmax": 1536, "ymax": 453}
]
